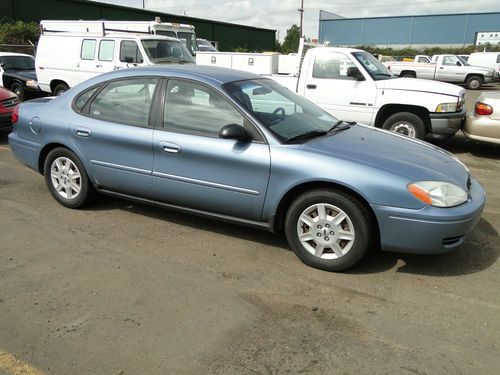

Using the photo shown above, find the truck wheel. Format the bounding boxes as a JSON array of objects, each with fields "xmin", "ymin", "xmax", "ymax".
[
  {"xmin": 53, "ymin": 83, "xmax": 69, "ymax": 96},
  {"xmin": 465, "ymin": 75, "xmax": 482, "ymax": 90},
  {"xmin": 284, "ymin": 189, "xmax": 374, "ymax": 272},
  {"xmin": 401, "ymin": 72, "xmax": 416, "ymax": 78},
  {"xmin": 382, "ymin": 112, "xmax": 426, "ymax": 139},
  {"xmin": 10, "ymin": 82, "xmax": 25, "ymax": 101}
]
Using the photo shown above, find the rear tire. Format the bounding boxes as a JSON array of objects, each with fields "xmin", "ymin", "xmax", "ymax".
[
  {"xmin": 53, "ymin": 83, "xmax": 69, "ymax": 96},
  {"xmin": 465, "ymin": 75, "xmax": 482, "ymax": 90},
  {"xmin": 382, "ymin": 112, "xmax": 426, "ymax": 139},
  {"xmin": 44, "ymin": 147, "xmax": 94, "ymax": 208},
  {"xmin": 401, "ymin": 72, "xmax": 416, "ymax": 78},
  {"xmin": 285, "ymin": 189, "xmax": 374, "ymax": 272}
]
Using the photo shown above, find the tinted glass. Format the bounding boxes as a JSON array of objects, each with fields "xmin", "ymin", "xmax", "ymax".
[
  {"xmin": 74, "ymin": 86, "xmax": 99, "ymax": 112},
  {"xmin": 0, "ymin": 56, "xmax": 35, "ymax": 70},
  {"xmin": 120, "ymin": 41, "xmax": 144, "ymax": 64},
  {"xmin": 164, "ymin": 80, "xmax": 243, "ymax": 135},
  {"xmin": 98, "ymin": 40, "xmax": 115, "ymax": 61},
  {"xmin": 313, "ymin": 52, "xmax": 356, "ymax": 80},
  {"xmin": 141, "ymin": 40, "xmax": 194, "ymax": 63},
  {"xmin": 89, "ymin": 78, "xmax": 158, "ymax": 127},
  {"xmin": 81, "ymin": 39, "xmax": 96, "ymax": 60}
]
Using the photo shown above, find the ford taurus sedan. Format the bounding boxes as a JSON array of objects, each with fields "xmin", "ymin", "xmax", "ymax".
[{"xmin": 8, "ymin": 66, "xmax": 486, "ymax": 271}]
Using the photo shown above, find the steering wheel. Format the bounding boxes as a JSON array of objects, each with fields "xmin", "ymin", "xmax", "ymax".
[{"xmin": 268, "ymin": 107, "xmax": 286, "ymax": 126}]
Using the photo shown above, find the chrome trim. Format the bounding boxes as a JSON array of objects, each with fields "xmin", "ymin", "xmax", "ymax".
[
  {"xmin": 90, "ymin": 160, "xmax": 151, "ymax": 175},
  {"xmin": 152, "ymin": 171, "xmax": 260, "ymax": 195}
]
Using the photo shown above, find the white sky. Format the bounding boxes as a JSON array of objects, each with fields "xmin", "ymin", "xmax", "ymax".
[{"xmin": 93, "ymin": 0, "xmax": 500, "ymax": 40}]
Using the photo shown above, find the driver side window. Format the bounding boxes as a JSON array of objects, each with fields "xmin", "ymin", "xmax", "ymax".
[{"xmin": 313, "ymin": 52, "xmax": 356, "ymax": 80}]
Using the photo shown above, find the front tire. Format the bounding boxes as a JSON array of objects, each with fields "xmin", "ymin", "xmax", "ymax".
[
  {"xmin": 465, "ymin": 75, "xmax": 482, "ymax": 90},
  {"xmin": 382, "ymin": 112, "xmax": 426, "ymax": 139},
  {"xmin": 285, "ymin": 189, "xmax": 375, "ymax": 272},
  {"xmin": 10, "ymin": 82, "xmax": 25, "ymax": 101},
  {"xmin": 44, "ymin": 147, "xmax": 94, "ymax": 208}
]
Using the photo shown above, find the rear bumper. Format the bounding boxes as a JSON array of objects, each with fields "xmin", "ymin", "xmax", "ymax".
[
  {"xmin": 463, "ymin": 113, "xmax": 500, "ymax": 145},
  {"xmin": 7, "ymin": 131, "xmax": 41, "ymax": 171},
  {"xmin": 429, "ymin": 108, "xmax": 466, "ymax": 135},
  {"xmin": 372, "ymin": 177, "xmax": 486, "ymax": 254}
]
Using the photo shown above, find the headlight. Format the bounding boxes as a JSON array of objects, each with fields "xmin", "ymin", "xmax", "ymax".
[
  {"xmin": 407, "ymin": 181, "xmax": 468, "ymax": 207},
  {"xmin": 26, "ymin": 80, "xmax": 38, "ymax": 88},
  {"xmin": 436, "ymin": 102, "xmax": 458, "ymax": 113}
]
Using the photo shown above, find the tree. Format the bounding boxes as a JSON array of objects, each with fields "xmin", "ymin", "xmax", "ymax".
[{"xmin": 281, "ymin": 24, "xmax": 300, "ymax": 54}]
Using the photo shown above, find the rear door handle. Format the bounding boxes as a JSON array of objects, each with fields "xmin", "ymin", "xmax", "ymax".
[
  {"xmin": 306, "ymin": 84, "xmax": 317, "ymax": 89},
  {"xmin": 159, "ymin": 141, "xmax": 181, "ymax": 154},
  {"xmin": 75, "ymin": 128, "xmax": 91, "ymax": 137}
]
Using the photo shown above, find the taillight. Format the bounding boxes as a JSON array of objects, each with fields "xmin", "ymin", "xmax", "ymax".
[
  {"xmin": 475, "ymin": 102, "xmax": 493, "ymax": 116},
  {"xmin": 12, "ymin": 105, "xmax": 19, "ymax": 124}
]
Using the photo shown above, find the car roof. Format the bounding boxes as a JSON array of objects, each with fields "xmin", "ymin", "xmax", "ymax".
[{"xmin": 84, "ymin": 65, "xmax": 263, "ymax": 86}]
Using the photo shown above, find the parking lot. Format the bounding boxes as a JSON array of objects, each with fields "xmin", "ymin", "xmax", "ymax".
[{"xmin": 0, "ymin": 86, "xmax": 499, "ymax": 374}]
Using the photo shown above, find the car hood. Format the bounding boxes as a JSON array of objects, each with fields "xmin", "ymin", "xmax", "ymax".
[
  {"xmin": 303, "ymin": 124, "xmax": 469, "ymax": 189},
  {"xmin": 376, "ymin": 77, "xmax": 464, "ymax": 97},
  {"xmin": 5, "ymin": 69, "xmax": 37, "ymax": 81},
  {"xmin": 466, "ymin": 65, "xmax": 495, "ymax": 75}
]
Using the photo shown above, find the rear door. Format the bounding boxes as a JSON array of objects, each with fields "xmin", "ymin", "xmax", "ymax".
[
  {"xmin": 69, "ymin": 77, "xmax": 159, "ymax": 196},
  {"xmin": 79, "ymin": 38, "xmax": 98, "ymax": 82}
]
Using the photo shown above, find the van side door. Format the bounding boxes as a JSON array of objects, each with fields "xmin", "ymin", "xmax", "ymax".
[{"xmin": 79, "ymin": 38, "xmax": 99, "ymax": 82}]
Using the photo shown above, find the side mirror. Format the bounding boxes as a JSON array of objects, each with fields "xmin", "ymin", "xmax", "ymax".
[
  {"xmin": 219, "ymin": 124, "xmax": 250, "ymax": 141},
  {"xmin": 456, "ymin": 61, "xmax": 461, "ymax": 66},
  {"xmin": 124, "ymin": 56, "xmax": 134, "ymax": 64},
  {"xmin": 347, "ymin": 67, "xmax": 365, "ymax": 81}
]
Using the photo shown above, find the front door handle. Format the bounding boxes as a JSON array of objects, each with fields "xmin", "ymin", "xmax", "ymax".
[
  {"xmin": 159, "ymin": 141, "xmax": 181, "ymax": 154},
  {"xmin": 306, "ymin": 84, "xmax": 317, "ymax": 89},
  {"xmin": 75, "ymin": 128, "xmax": 91, "ymax": 137}
]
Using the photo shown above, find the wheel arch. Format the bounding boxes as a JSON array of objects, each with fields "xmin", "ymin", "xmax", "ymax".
[
  {"xmin": 38, "ymin": 142, "xmax": 91, "ymax": 181},
  {"xmin": 272, "ymin": 180, "xmax": 380, "ymax": 245},
  {"xmin": 374, "ymin": 104, "xmax": 431, "ymax": 132},
  {"xmin": 399, "ymin": 70, "xmax": 416, "ymax": 78},
  {"xmin": 50, "ymin": 79, "xmax": 69, "ymax": 94}
]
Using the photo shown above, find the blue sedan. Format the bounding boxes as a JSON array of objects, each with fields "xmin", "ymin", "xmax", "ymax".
[{"xmin": 8, "ymin": 66, "xmax": 486, "ymax": 271}]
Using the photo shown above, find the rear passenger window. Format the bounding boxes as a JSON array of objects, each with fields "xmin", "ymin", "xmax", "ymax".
[
  {"xmin": 74, "ymin": 86, "xmax": 99, "ymax": 112},
  {"xmin": 81, "ymin": 39, "xmax": 96, "ymax": 60},
  {"xmin": 164, "ymin": 80, "xmax": 244, "ymax": 136},
  {"xmin": 120, "ymin": 41, "xmax": 144, "ymax": 64},
  {"xmin": 89, "ymin": 78, "xmax": 158, "ymax": 127},
  {"xmin": 99, "ymin": 40, "xmax": 115, "ymax": 61}
]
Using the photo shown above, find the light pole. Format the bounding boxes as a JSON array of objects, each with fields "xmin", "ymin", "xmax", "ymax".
[{"xmin": 298, "ymin": 0, "xmax": 304, "ymax": 37}]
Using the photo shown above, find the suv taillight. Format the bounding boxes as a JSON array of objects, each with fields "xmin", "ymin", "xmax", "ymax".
[
  {"xmin": 12, "ymin": 105, "xmax": 19, "ymax": 124},
  {"xmin": 475, "ymin": 102, "xmax": 493, "ymax": 116}
]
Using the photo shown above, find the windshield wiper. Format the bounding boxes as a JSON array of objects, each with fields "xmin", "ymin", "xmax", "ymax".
[
  {"xmin": 328, "ymin": 120, "xmax": 355, "ymax": 133},
  {"xmin": 284, "ymin": 130, "xmax": 328, "ymax": 143}
]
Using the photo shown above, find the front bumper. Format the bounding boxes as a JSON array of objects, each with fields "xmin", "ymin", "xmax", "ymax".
[
  {"xmin": 429, "ymin": 108, "xmax": 466, "ymax": 135},
  {"xmin": 0, "ymin": 112, "xmax": 13, "ymax": 132},
  {"xmin": 372, "ymin": 177, "xmax": 486, "ymax": 254}
]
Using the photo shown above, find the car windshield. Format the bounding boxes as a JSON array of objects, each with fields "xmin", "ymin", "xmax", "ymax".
[
  {"xmin": 457, "ymin": 56, "xmax": 469, "ymax": 66},
  {"xmin": 0, "ymin": 55, "xmax": 35, "ymax": 70},
  {"xmin": 224, "ymin": 79, "xmax": 341, "ymax": 142},
  {"xmin": 197, "ymin": 39, "xmax": 217, "ymax": 51},
  {"xmin": 141, "ymin": 39, "xmax": 195, "ymax": 64},
  {"xmin": 177, "ymin": 32, "xmax": 198, "ymax": 55},
  {"xmin": 352, "ymin": 51, "xmax": 395, "ymax": 80}
]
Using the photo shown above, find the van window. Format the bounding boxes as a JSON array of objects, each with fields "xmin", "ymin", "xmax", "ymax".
[
  {"xmin": 497, "ymin": 54, "xmax": 500, "ymax": 64},
  {"xmin": 120, "ymin": 41, "xmax": 144, "ymax": 64},
  {"xmin": 99, "ymin": 40, "xmax": 115, "ymax": 62},
  {"xmin": 81, "ymin": 39, "xmax": 96, "ymax": 60}
]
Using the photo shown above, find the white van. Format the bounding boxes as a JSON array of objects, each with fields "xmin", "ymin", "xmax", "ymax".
[
  {"xmin": 36, "ymin": 32, "xmax": 194, "ymax": 95},
  {"xmin": 467, "ymin": 52, "xmax": 500, "ymax": 79}
]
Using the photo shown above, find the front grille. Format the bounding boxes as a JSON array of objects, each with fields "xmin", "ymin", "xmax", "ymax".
[{"xmin": 0, "ymin": 97, "xmax": 20, "ymax": 109}]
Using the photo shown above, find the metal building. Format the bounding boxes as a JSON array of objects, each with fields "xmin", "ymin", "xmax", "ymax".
[
  {"xmin": 0, "ymin": 0, "xmax": 276, "ymax": 51},
  {"xmin": 318, "ymin": 11, "xmax": 500, "ymax": 47}
]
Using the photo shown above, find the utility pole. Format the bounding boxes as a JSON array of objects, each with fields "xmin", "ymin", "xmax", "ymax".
[{"xmin": 298, "ymin": 0, "xmax": 304, "ymax": 37}]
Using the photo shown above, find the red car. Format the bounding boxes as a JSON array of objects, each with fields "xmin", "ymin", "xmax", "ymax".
[{"xmin": 0, "ymin": 86, "xmax": 19, "ymax": 133}]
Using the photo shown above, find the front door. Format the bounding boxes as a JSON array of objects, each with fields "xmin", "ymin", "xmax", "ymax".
[
  {"xmin": 152, "ymin": 79, "xmax": 271, "ymax": 221},
  {"xmin": 69, "ymin": 77, "xmax": 159, "ymax": 196},
  {"xmin": 436, "ymin": 55, "xmax": 464, "ymax": 83},
  {"xmin": 302, "ymin": 51, "xmax": 377, "ymax": 125}
]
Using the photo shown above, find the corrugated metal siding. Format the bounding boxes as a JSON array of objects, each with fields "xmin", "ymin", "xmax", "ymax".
[
  {"xmin": 319, "ymin": 12, "xmax": 500, "ymax": 46},
  {"xmin": 0, "ymin": 0, "xmax": 275, "ymax": 51}
]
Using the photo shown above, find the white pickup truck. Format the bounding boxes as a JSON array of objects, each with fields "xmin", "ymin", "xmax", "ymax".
[
  {"xmin": 198, "ymin": 46, "xmax": 466, "ymax": 139},
  {"xmin": 386, "ymin": 54, "xmax": 495, "ymax": 89}
]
